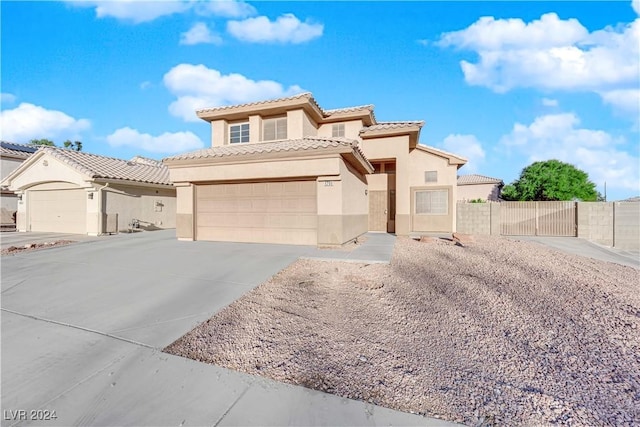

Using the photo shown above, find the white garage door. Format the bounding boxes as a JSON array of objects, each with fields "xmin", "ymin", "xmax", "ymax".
[
  {"xmin": 196, "ymin": 181, "xmax": 317, "ymax": 245},
  {"xmin": 29, "ymin": 189, "xmax": 87, "ymax": 234}
]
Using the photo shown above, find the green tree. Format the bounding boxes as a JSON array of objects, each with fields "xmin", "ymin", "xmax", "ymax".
[
  {"xmin": 29, "ymin": 138, "xmax": 55, "ymax": 146},
  {"xmin": 63, "ymin": 140, "xmax": 83, "ymax": 151},
  {"xmin": 502, "ymin": 160, "xmax": 598, "ymax": 201}
]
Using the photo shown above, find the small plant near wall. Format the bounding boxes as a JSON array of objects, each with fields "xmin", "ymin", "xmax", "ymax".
[{"xmin": 469, "ymin": 198, "xmax": 486, "ymax": 203}]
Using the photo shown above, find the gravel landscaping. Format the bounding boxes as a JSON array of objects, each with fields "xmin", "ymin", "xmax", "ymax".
[{"xmin": 165, "ymin": 236, "xmax": 640, "ymax": 426}]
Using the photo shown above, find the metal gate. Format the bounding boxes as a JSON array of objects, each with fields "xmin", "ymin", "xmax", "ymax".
[{"xmin": 500, "ymin": 201, "xmax": 577, "ymax": 236}]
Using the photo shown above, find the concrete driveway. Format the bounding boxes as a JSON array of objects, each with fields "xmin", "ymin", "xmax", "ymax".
[{"xmin": 1, "ymin": 230, "xmax": 445, "ymax": 426}]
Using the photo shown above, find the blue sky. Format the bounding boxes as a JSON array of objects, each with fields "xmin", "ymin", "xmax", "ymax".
[{"xmin": 1, "ymin": 1, "xmax": 639, "ymax": 200}]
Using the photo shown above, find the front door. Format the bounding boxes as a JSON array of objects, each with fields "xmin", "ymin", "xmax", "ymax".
[{"xmin": 368, "ymin": 190, "xmax": 388, "ymax": 231}]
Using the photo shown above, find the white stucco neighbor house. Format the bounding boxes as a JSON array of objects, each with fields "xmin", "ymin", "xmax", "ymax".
[
  {"xmin": 1, "ymin": 146, "xmax": 176, "ymax": 235},
  {"xmin": 164, "ymin": 92, "xmax": 468, "ymax": 246},
  {"xmin": 1, "ymin": 141, "xmax": 38, "ymax": 228},
  {"xmin": 457, "ymin": 174, "xmax": 504, "ymax": 202}
]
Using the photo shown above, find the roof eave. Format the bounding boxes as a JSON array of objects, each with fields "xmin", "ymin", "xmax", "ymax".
[{"xmin": 196, "ymin": 95, "xmax": 324, "ymax": 123}]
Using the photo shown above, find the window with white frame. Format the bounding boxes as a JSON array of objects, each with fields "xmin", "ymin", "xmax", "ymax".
[
  {"xmin": 424, "ymin": 171, "xmax": 437, "ymax": 183},
  {"xmin": 263, "ymin": 117, "xmax": 287, "ymax": 141},
  {"xmin": 415, "ymin": 189, "xmax": 448, "ymax": 215},
  {"xmin": 332, "ymin": 123, "xmax": 345, "ymax": 137},
  {"xmin": 230, "ymin": 123, "xmax": 250, "ymax": 144}
]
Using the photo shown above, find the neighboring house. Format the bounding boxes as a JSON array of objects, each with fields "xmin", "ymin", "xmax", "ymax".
[
  {"xmin": 164, "ymin": 92, "xmax": 467, "ymax": 246},
  {"xmin": 457, "ymin": 174, "xmax": 504, "ymax": 202},
  {"xmin": 1, "ymin": 147, "xmax": 176, "ymax": 235},
  {"xmin": 1, "ymin": 141, "xmax": 38, "ymax": 228}
]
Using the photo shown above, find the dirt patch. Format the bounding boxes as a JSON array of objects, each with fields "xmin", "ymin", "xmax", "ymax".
[
  {"xmin": 165, "ymin": 236, "xmax": 640, "ymax": 426},
  {"xmin": 1, "ymin": 240, "xmax": 76, "ymax": 256}
]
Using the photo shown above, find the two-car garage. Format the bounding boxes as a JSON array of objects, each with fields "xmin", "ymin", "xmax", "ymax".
[
  {"xmin": 195, "ymin": 180, "xmax": 318, "ymax": 245},
  {"xmin": 165, "ymin": 137, "xmax": 373, "ymax": 246}
]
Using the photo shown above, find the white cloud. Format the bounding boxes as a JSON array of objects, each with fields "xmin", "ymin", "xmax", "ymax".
[
  {"xmin": 163, "ymin": 63, "xmax": 304, "ymax": 121},
  {"xmin": 0, "ymin": 103, "xmax": 90, "ymax": 142},
  {"xmin": 1, "ymin": 93, "xmax": 17, "ymax": 104},
  {"xmin": 500, "ymin": 113, "xmax": 639, "ymax": 193},
  {"xmin": 140, "ymin": 81, "xmax": 152, "ymax": 90},
  {"xmin": 195, "ymin": 0, "xmax": 256, "ymax": 18},
  {"xmin": 633, "ymin": 0, "xmax": 640, "ymax": 15},
  {"xmin": 73, "ymin": 1, "xmax": 190, "ymax": 24},
  {"xmin": 542, "ymin": 97, "xmax": 558, "ymax": 107},
  {"xmin": 599, "ymin": 89, "xmax": 640, "ymax": 117},
  {"xmin": 227, "ymin": 13, "xmax": 323, "ymax": 43},
  {"xmin": 106, "ymin": 127, "xmax": 204, "ymax": 153},
  {"xmin": 438, "ymin": 11, "xmax": 640, "ymax": 119},
  {"xmin": 180, "ymin": 22, "xmax": 222, "ymax": 45},
  {"xmin": 70, "ymin": 0, "xmax": 256, "ymax": 23},
  {"xmin": 440, "ymin": 134, "xmax": 485, "ymax": 172}
]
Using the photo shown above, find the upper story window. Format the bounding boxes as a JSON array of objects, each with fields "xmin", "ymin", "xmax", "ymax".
[
  {"xmin": 230, "ymin": 123, "xmax": 250, "ymax": 144},
  {"xmin": 332, "ymin": 123, "xmax": 345, "ymax": 137},
  {"xmin": 263, "ymin": 117, "xmax": 287, "ymax": 141},
  {"xmin": 425, "ymin": 171, "xmax": 437, "ymax": 183}
]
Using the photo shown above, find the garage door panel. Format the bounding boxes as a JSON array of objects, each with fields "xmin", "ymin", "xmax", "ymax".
[
  {"xmin": 29, "ymin": 189, "xmax": 86, "ymax": 234},
  {"xmin": 196, "ymin": 181, "xmax": 317, "ymax": 245}
]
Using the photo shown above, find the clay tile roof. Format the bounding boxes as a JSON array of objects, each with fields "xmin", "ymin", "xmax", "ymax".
[
  {"xmin": 361, "ymin": 121, "xmax": 424, "ymax": 132},
  {"xmin": 0, "ymin": 141, "xmax": 38, "ymax": 159},
  {"xmin": 164, "ymin": 136, "xmax": 371, "ymax": 167},
  {"xmin": 196, "ymin": 92, "xmax": 319, "ymax": 114},
  {"xmin": 457, "ymin": 174, "xmax": 503, "ymax": 185},
  {"xmin": 39, "ymin": 146, "xmax": 170, "ymax": 185},
  {"xmin": 323, "ymin": 104, "xmax": 374, "ymax": 115}
]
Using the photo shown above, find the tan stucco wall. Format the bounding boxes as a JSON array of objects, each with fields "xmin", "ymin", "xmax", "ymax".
[
  {"xmin": 315, "ymin": 158, "xmax": 368, "ymax": 245},
  {"xmin": 169, "ymin": 157, "xmax": 342, "ymax": 184},
  {"xmin": 104, "ymin": 184, "xmax": 176, "ymax": 232},
  {"xmin": 317, "ymin": 120, "xmax": 364, "ymax": 140},
  {"xmin": 302, "ymin": 110, "xmax": 318, "ymax": 137},
  {"xmin": 360, "ymin": 137, "xmax": 459, "ymax": 234},
  {"xmin": 458, "ymin": 183, "xmax": 501, "ymax": 202},
  {"xmin": 211, "ymin": 119, "xmax": 228, "ymax": 147},
  {"xmin": 8, "ymin": 154, "xmax": 92, "ymax": 191}
]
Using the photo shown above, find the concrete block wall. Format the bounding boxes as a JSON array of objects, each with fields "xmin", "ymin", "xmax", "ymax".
[
  {"xmin": 456, "ymin": 202, "xmax": 494, "ymax": 235},
  {"xmin": 577, "ymin": 202, "xmax": 614, "ymax": 247},
  {"xmin": 457, "ymin": 201, "xmax": 638, "ymax": 250},
  {"xmin": 614, "ymin": 202, "xmax": 640, "ymax": 250}
]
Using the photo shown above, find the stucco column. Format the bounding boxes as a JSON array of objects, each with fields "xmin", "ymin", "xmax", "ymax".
[
  {"xmin": 15, "ymin": 191, "xmax": 27, "ymax": 232},
  {"xmin": 86, "ymin": 188, "xmax": 101, "ymax": 236},
  {"xmin": 175, "ymin": 183, "xmax": 195, "ymax": 240},
  {"xmin": 316, "ymin": 174, "xmax": 343, "ymax": 245}
]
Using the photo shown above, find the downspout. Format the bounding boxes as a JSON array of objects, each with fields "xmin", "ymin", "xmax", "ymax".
[{"xmin": 97, "ymin": 182, "xmax": 110, "ymax": 234}]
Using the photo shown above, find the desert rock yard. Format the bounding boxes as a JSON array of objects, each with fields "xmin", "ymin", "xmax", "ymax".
[{"xmin": 165, "ymin": 236, "xmax": 640, "ymax": 426}]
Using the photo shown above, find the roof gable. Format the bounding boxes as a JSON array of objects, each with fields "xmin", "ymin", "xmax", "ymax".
[
  {"xmin": 2, "ymin": 147, "xmax": 171, "ymax": 188},
  {"xmin": 457, "ymin": 174, "xmax": 503, "ymax": 185}
]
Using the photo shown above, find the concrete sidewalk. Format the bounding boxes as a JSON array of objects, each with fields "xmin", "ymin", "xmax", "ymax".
[
  {"xmin": 304, "ymin": 232, "xmax": 397, "ymax": 263},
  {"xmin": 510, "ymin": 236, "xmax": 639, "ymax": 269},
  {"xmin": 1, "ymin": 230, "xmax": 453, "ymax": 426}
]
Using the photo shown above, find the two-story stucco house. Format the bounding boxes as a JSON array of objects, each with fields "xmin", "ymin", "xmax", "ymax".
[{"xmin": 164, "ymin": 93, "xmax": 466, "ymax": 246}]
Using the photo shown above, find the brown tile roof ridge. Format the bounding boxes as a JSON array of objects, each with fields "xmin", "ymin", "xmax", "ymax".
[
  {"xmin": 457, "ymin": 174, "xmax": 503, "ymax": 185},
  {"xmin": 164, "ymin": 136, "xmax": 366, "ymax": 161},
  {"xmin": 322, "ymin": 104, "xmax": 374, "ymax": 115},
  {"xmin": 196, "ymin": 92, "xmax": 318, "ymax": 114},
  {"xmin": 362, "ymin": 121, "xmax": 425, "ymax": 131},
  {"xmin": 39, "ymin": 146, "xmax": 170, "ymax": 185}
]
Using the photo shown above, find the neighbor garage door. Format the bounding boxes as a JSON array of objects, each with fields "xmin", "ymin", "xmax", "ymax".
[
  {"xmin": 29, "ymin": 189, "xmax": 87, "ymax": 234},
  {"xmin": 196, "ymin": 181, "xmax": 317, "ymax": 245}
]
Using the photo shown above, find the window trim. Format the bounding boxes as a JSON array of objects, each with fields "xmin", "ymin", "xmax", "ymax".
[
  {"xmin": 424, "ymin": 170, "xmax": 438, "ymax": 183},
  {"xmin": 229, "ymin": 122, "xmax": 250, "ymax": 144},
  {"xmin": 413, "ymin": 188, "xmax": 449, "ymax": 216},
  {"xmin": 262, "ymin": 117, "xmax": 287, "ymax": 141},
  {"xmin": 332, "ymin": 123, "xmax": 345, "ymax": 138}
]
